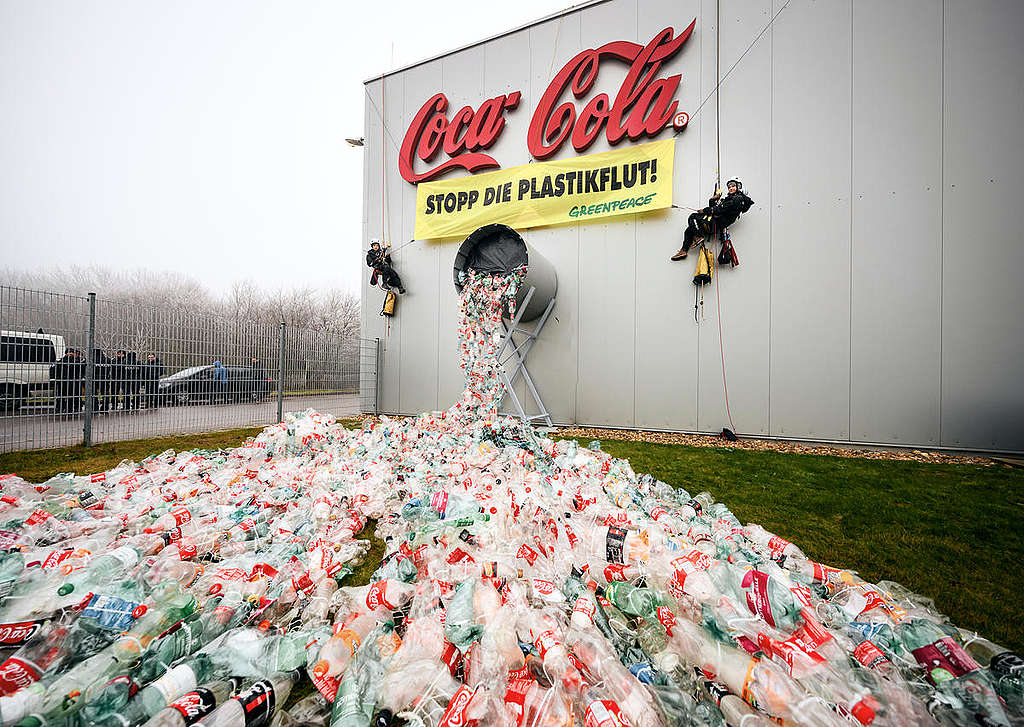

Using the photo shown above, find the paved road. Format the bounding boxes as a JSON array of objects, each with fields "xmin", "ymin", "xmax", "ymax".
[{"xmin": 0, "ymin": 393, "xmax": 362, "ymax": 453}]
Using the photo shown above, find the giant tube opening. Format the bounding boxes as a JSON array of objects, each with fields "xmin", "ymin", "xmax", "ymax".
[{"xmin": 453, "ymin": 224, "xmax": 557, "ymax": 322}]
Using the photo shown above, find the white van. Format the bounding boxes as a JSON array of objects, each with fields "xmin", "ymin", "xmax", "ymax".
[{"xmin": 0, "ymin": 330, "xmax": 66, "ymax": 411}]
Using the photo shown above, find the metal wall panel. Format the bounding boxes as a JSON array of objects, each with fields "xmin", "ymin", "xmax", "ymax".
[
  {"xmin": 851, "ymin": 0, "xmax": 942, "ymax": 446},
  {"xmin": 940, "ymin": 0, "xmax": 1024, "ymax": 451},
  {"xmin": 362, "ymin": 0, "xmax": 1024, "ymax": 452},
  {"xmin": 396, "ymin": 62, "xmax": 443, "ymax": 415},
  {"xmin": 633, "ymin": 0, "xmax": 702, "ymax": 431},
  {"xmin": 768, "ymin": 0, "xmax": 852, "ymax": 441},
  {"xmin": 575, "ymin": 1, "xmax": 638, "ymax": 427},
  {"xmin": 481, "ymin": 29, "xmax": 533, "ymax": 171},
  {"xmin": 577, "ymin": 219, "xmax": 637, "ymax": 427},
  {"xmin": 360, "ymin": 79, "xmax": 389, "ymax": 409},
  {"xmin": 474, "ymin": 29, "xmax": 559, "ymax": 420},
  {"xmin": 696, "ymin": 0, "xmax": 772, "ymax": 437},
  {"xmin": 374, "ymin": 74, "xmax": 407, "ymax": 414},
  {"xmin": 506, "ymin": 15, "xmax": 585, "ymax": 424},
  {"xmin": 435, "ymin": 47, "xmax": 489, "ymax": 409}
]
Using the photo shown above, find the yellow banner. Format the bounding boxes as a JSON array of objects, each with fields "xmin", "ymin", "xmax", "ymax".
[{"xmin": 414, "ymin": 138, "xmax": 674, "ymax": 239}]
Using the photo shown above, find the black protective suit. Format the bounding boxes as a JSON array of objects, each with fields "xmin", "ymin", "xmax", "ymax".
[
  {"xmin": 112, "ymin": 351, "xmax": 141, "ymax": 411},
  {"xmin": 95, "ymin": 350, "xmax": 112, "ymax": 411},
  {"xmin": 142, "ymin": 355, "xmax": 163, "ymax": 409},
  {"xmin": 366, "ymin": 247, "xmax": 405, "ymax": 293},
  {"xmin": 50, "ymin": 351, "xmax": 85, "ymax": 414},
  {"xmin": 680, "ymin": 189, "xmax": 754, "ymax": 254},
  {"xmin": 249, "ymin": 360, "xmax": 267, "ymax": 401}
]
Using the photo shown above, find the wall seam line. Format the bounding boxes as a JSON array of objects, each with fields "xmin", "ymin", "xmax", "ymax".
[
  {"xmin": 632, "ymin": 0, "xmax": 638, "ymax": 430},
  {"xmin": 848, "ymin": 1, "xmax": 854, "ymax": 441},
  {"xmin": 435, "ymin": 64, "xmax": 444, "ymax": 412},
  {"xmin": 695, "ymin": 0, "xmax": 704, "ymax": 432},
  {"xmin": 767, "ymin": 0, "xmax": 774, "ymax": 437},
  {"xmin": 938, "ymin": 0, "xmax": 944, "ymax": 447}
]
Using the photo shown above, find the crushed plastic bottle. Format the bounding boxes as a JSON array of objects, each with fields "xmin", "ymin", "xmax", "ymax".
[{"xmin": 0, "ymin": 267, "xmax": 1018, "ymax": 727}]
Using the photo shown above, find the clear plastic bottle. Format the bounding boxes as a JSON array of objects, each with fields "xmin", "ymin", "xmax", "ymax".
[
  {"xmin": 141, "ymin": 679, "xmax": 242, "ymax": 727},
  {"xmin": 195, "ymin": 671, "xmax": 295, "ymax": 727},
  {"xmin": 140, "ymin": 654, "xmax": 219, "ymax": 716}
]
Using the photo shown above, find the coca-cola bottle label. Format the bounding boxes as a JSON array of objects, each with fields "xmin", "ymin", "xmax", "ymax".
[
  {"xmin": 365, "ymin": 580, "xmax": 394, "ymax": 610},
  {"xmin": 853, "ymin": 640, "xmax": 890, "ymax": 670},
  {"xmin": 169, "ymin": 688, "xmax": 218, "ymax": 724},
  {"xmin": 605, "ymin": 527, "xmax": 626, "ymax": 564},
  {"xmin": 572, "ymin": 596, "xmax": 596, "ymax": 624},
  {"xmin": 703, "ymin": 679, "xmax": 731, "ymax": 706},
  {"xmin": 912, "ymin": 638, "xmax": 981, "ymax": 685},
  {"xmin": 0, "ymin": 620, "xmax": 43, "ymax": 646},
  {"xmin": 438, "ymin": 684, "xmax": 478, "ymax": 726},
  {"xmin": 767, "ymin": 535, "xmax": 791, "ymax": 559},
  {"xmin": 0, "ymin": 657, "xmax": 41, "ymax": 696},
  {"xmin": 237, "ymin": 679, "xmax": 276, "ymax": 727},
  {"xmin": 503, "ymin": 679, "xmax": 532, "ymax": 727},
  {"xmin": 603, "ymin": 564, "xmax": 628, "ymax": 582},
  {"xmin": 311, "ymin": 668, "xmax": 339, "ymax": 702},
  {"xmin": 534, "ymin": 630, "xmax": 561, "ymax": 658},
  {"xmin": 740, "ymin": 569, "xmax": 777, "ymax": 628},
  {"xmin": 584, "ymin": 699, "xmax": 632, "ymax": 727},
  {"xmin": 516, "ymin": 544, "xmax": 538, "ymax": 566}
]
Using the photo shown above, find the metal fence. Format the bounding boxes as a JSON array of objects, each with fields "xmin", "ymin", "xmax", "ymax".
[{"xmin": 0, "ymin": 286, "xmax": 377, "ymax": 453}]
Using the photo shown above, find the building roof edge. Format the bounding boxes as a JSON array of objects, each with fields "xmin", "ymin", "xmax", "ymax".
[{"xmin": 362, "ymin": 0, "xmax": 612, "ymax": 85}]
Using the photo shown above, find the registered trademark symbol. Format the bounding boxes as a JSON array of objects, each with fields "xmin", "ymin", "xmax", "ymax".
[{"xmin": 672, "ymin": 112, "xmax": 690, "ymax": 129}]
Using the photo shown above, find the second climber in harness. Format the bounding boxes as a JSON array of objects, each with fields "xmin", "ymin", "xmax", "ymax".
[
  {"xmin": 671, "ymin": 179, "xmax": 754, "ymax": 261},
  {"xmin": 366, "ymin": 240, "xmax": 406, "ymax": 294}
]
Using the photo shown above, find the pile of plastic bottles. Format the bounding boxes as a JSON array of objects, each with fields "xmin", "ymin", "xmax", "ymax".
[{"xmin": 0, "ymin": 269, "xmax": 1020, "ymax": 727}]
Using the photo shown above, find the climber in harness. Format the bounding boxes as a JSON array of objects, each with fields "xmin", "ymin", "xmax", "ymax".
[
  {"xmin": 670, "ymin": 179, "xmax": 754, "ymax": 261},
  {"xmin": 366, "ymin": 240, "xmax": 406, "ymax": 294}
]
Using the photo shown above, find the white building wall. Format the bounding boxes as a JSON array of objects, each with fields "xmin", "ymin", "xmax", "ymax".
[{"xmin": 361, "ymin": 0, "xmax": 1024, "ymax": 453}]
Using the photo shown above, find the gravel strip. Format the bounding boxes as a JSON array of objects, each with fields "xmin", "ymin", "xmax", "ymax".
[
  {"xmin": 352, "ymin": 415, "xmax": 995, "ymax": 466},
  {"xmin": 551, "ymin": 426, "xmax": 995, "ymax": 466}
]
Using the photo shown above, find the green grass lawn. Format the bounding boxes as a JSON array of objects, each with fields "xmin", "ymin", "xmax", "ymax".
[
  {"xmin": 0, "ymin": 418, "xmax": 364, "ymax": 482},
  {"xmin": 558, "ymin": 437, "xmax": 1024, "ymax": 653},
  {"xmin": 2, "ymin": 427, "xmax": 1020, "ymax": 653}
]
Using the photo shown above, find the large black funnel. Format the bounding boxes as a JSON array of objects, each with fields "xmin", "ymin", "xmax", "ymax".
[{"xmin": 453, "ymin": 224, "xmax": 558, "ymax": 322}]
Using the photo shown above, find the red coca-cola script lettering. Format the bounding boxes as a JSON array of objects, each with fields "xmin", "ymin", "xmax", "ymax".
[
  {"xmin": 399, "ymin": 92, "xmax": 521, "ymax": 183},
  {"xmin": 398, "ymin": 23, "xmax": 695, "ymax": 183},
  {"xmin": 527, "ymin": 22, "xmax": 695, "ymax": 160}
]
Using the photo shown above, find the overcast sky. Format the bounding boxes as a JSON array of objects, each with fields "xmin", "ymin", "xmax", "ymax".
[{"xmin": 0, "ymin": 0, "xmax": 566, "ymax": 297}]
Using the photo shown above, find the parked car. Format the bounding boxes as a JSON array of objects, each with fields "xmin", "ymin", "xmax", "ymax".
[
  {"xmin": 1, "ymin": 330, "xmax": 65, "ymax": 411},
  {"xmin": 158, "ymin": 365, "xmax": 273, "ymax": 405}
]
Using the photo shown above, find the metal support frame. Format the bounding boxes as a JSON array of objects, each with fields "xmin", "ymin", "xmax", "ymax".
[{"xmin": 496, "ymin": 286, "xmax": 555, "ymax": 427}]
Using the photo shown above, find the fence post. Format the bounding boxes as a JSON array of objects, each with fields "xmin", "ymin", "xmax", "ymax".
[
  {"xmin": 83, "ymin": 293, "xmax": 96, "ymax": 447},
  {"xmin": 277, "ymin": 322, "xmax": 285, "ymax": 423},
  {"xmin": 374, "ymin": 337, "xmax": 382, "ymax": 415}
]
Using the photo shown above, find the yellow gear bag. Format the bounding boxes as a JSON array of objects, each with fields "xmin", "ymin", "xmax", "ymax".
[
  {"xmin": 381, "ymin": 290, "xmax": 397, "ymax": 317},
  {"xmin": 693, "ymin": 245, "xmax": 714, "ymax": 286}
]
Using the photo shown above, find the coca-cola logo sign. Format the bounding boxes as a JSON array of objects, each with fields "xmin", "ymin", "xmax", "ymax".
[{"xmin": 398, "ymin": 22, "xmax": 695, "ymax": 184}]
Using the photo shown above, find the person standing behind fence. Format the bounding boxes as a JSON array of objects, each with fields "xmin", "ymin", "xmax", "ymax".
[
  {"xmin": 50, "ymin": 348, "xmax": 85, "ymax": 414},
  {"xmin": 124, "ymin": 351, "xmax": 141, "ymax": 410},
  {"xmin": 249, "ymin": 356, "xmax": 266, "ymax": 402},
  {"xmin": 212, "ymin": 360, "xmax": 227, "ymax": 403},
  {"xmin": 94, "ymin": 348, "xmax": 112, "ymax": 411},
  {"xmin": 142, "ymin": 353, "xmax": 163, "ymax": 409},
  {"xmin": 111, "ymin": 350, "xmax": 128, "ymax": 410}
]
